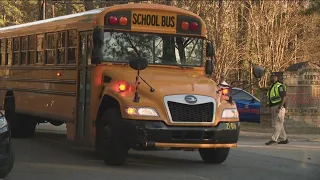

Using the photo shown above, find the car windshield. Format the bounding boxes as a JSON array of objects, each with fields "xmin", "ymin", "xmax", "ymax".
[
  {"xmin": 101, "ymin": 31, "xmax": 204, "ymax": 67},
  {"xmin": 232, "ymin": 89, "xmax": 256, "ymax": 101}
]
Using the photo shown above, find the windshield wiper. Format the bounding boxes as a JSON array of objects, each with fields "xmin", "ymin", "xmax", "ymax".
[{"xmin": 124, "ymin": 33, "xmax": 141, "ymax": 58}]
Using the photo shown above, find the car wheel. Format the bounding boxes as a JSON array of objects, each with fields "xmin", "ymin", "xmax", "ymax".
[{"xmin": 0, "ymin": 144, "xmax": 15, "ymax": 178}]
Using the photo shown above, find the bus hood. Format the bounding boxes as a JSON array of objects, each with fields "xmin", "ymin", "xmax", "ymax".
[{"xmin": 104, "ymin": 66, "xmax": 219, "ymax": 98}]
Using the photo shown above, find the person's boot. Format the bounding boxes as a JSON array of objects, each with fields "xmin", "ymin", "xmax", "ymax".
[
  {"xmin": 265, "ymin": 140, "xmax": 277, "ymax": 145},
  {"xmin": 278, "ymin": 139, "xmax": 289, "ymax": 144}
]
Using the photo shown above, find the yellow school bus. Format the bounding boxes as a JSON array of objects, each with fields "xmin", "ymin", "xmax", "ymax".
[{"xmin": 0, "ymin": 3, "xmax": 263, "ymax": 166}]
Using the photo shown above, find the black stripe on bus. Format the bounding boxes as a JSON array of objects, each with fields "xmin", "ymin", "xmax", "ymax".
[
  {"xmin": 0, "ymin": 65, "xmax": 77, "ymax": 70},
  {"xmin": 0, "ymin": 87, "xmax": 76, "ymax": 97},
  {"xmin": 3, "ymin": 78, "xmax": 76, "ymax": 85}
]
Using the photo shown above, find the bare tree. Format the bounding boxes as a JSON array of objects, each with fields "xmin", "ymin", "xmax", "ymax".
[
  {"xmin": 66, "ymin": 0, "xmax": 72, "ymax": 14},
  {"xmin": 84, "ymin": 0, "xmax": 93, "ymax": 11}
]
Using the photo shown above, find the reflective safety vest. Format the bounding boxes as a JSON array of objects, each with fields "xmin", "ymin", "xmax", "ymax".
[{"xmin": 267, "ymin": 82, "xmax": 286, "ymax": 105}]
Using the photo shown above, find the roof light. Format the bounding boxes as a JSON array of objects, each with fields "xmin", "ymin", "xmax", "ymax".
[
  {"xmin": 181, "ymin": 21, "xmax": 189, "ymax": 31},
  {"xmin": 109, "ymin": 16, "xmax": 118, "ymax": 25},
  {"xmin": 119, "ymin": 17, "xmax": 128, "ymax": 26},
  {"xmin": 118, "ymin": 84, "xmax": 126, "ymax": 92},
  {"xmin": 190, "ymin": 22, "xmax": 199, "ymax": 31}
]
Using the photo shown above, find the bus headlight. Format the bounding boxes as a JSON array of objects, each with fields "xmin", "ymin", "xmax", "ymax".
[
  {"xmin": 0, "ymin": 116, "xmax": 8, "ymax": 129},
  {"xmin": 125, "ymin": 107, "xmax": 159, "ymax": 117},
  {"xmin": 222, "ymin": 108, "xmax": 239, "ymax": 118}
]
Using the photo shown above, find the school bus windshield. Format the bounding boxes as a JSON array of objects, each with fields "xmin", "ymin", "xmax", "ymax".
[{"xmin": 101, "ymin": 31, "xmax": 204, "ymax": 67}]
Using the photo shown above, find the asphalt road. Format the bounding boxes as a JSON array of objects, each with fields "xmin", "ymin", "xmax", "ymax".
[{"xmin": 3, "ymin": 124, "xmax": 320, "ymax": 180}]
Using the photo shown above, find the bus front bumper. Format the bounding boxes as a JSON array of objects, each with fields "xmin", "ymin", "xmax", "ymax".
[{"xmin": 122, "ymin": 120, "xmax": 240, "ymax": 149}]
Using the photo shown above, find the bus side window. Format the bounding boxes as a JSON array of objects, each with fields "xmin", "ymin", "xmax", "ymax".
[
  {"xmin": 6, "ymin": 39, "xmax": 12, "ymax": 66},
  {"xmin": 12, "ymin": 37, "xmax": 19, "ymax": 65},
  {"xmin": 46, "ymin": 33, "xmax": 56, "ymax": 64},
  {"xmin": 57, "ymin": 31, "xmax": 66, "ymax": 64},
  {"xmin": 20, "ymin": 36, "xmax": 27, "ymax": 65},
  {"xmin": 67, "ymin": 30, "xmax": 77, "ymax": 64},
  {"xmin": 28, "ymin": 35, "xmax": 36, "ymax": 65},
  {"xmin": 36, "ymin": 34, "xmax": 44, "ymax": 64},
  {"xmin": 0, "ymin": 39, "xmax": 3, "ymax": 65}
]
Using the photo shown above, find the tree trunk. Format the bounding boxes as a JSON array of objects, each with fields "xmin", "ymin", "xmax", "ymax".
[
  {"xmin": 66, "ymin": 0, "xmax": 72, "ymax": 15},
  {"xmin": 38, "ymin": 0, "xmax": 44, "ymax": 20},
  {"xmin": 84, "ymin": 0, "xmax": 94, "ymax": 11},
  {"xmin": 237, "ymin": 0, "xmax": 250, "ymax": 88}
]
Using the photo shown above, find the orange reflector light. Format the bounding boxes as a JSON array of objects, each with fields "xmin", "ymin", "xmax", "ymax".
[
  {"xmin": 222, "ymin": 88, "xmax": 229, "ymax": 95},
  {"xmin": 57, "ymin": 72, "xmax": 61, "ymax": 76},
  {"xmin": 119, "ymin": 17, "xmax": 128, "ymax": 26},
  {"xmin": 181, "ymin": 21, "xmax": 189, "ymax": 30},
  {"xmin": 118, "ymin": 84, "xmax": 126, "ymax": 91},
  {"xmin": 126, "ymin": 107, "xmax": 138, "ymax": 115}
]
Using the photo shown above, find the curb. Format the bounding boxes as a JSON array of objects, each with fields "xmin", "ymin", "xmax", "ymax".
[
  {"xmin": 239, "ymin": 131, "xmax": 319, "ymax": 141},
  {"xmin": 309, "ymin": 138, "xmax": 320, "ymax": 142}
]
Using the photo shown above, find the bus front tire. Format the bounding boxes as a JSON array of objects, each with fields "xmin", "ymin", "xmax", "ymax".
[
  {"xmin": 199, "ymin": 148, "xmax": 230, "ymax": 164},
  {"xmin": 95, "ymin": 108, "xmax": 128, "ymax": 166}
]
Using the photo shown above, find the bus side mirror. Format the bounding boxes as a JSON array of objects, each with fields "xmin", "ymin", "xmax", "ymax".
[
  {"xmin": 205, "ymin": 42, "xmax": 214, "ymax": 75},
  {"xmin": 205, "ymin": 59, "xmax": 213, "ymax": 75},
  {"xmin": 206, "ymin": 42, "xmax": 214, "ymax": 57},
  {"xmin": 129, "ymin": 57, "xmax": 149, "ymax": 103},
  {"xmin": 129, "ymin": 57, "xmax": 149, "ymax": 71},
  {"xmin": 92, "ymin": 26, "xmax": 104, "ymax": 64},
  {"xmin": 253, "ymin": 66, "xmax": 265, "ymax": 79}
]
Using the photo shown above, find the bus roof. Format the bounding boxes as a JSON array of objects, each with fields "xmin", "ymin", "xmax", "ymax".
[
  {"xmin": 0, "ymin": 8, "xmax": 104, "ymax": 33},
  {"xmin": 0, "ymin": 3, "xmax": 205, "ymax": 36}
]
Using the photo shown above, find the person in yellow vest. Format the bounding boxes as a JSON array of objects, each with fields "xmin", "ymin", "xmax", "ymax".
[{"xmin": 265, "ymin": 73, "xmax": 289, "ymax": 145}]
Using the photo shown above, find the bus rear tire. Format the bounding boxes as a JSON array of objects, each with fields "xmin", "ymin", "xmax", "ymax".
[
  {"xmin": 199, "ymin": 148, "xmax": 230, "ymax": 164},
  {"xmin": 5, "ymin": 97, "xmax": 37, "ymax": 138},
  {"xmin": 95, "ymin": 108, "xmax": 128, "ymax": 166}
]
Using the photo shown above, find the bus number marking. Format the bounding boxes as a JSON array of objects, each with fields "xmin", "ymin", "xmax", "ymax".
[
  {"xmin": 226, "ymin": 123, "xmax": 237, "ymax": 130},
  {"xmin": 132, "ymin": 13, "xmax": 175, "ymax": 28}
]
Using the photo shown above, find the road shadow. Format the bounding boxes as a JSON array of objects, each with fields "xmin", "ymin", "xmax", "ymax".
[{"xmin": 12, "ymin": 131, "xmax": 230, "ymax": 171}]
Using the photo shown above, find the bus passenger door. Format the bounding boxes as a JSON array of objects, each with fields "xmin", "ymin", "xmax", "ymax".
[{"xmin": 76, "ymin": 32, "xmax": 93, "ymax": 142}]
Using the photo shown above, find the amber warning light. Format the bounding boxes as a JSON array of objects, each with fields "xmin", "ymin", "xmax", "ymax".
[
  {"xmin": 56, "ymin": 72, "xmax": 62, "ymax": 77},
  {"xmin": 118, "ymin": 84, "xmax": 127, "ymax": 92},
  {"xmin": 222, "ymin": 88, "xmax": 229, "ymax": 95}
]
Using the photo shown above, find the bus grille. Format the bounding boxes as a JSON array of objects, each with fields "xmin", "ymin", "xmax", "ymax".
[{"xmin": 167, "ymin": 101, "xmax": 214, "ymax": 123}]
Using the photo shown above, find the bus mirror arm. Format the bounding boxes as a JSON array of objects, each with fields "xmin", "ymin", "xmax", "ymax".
[
  {"xmin": 132, "ymin": 70, "xmax": 155, "ymax": 103},
  {"xmin": 133, "ymin": 70, "xmax": 141, "ymax": 103},
  {"xmin": 133, "ymin": 70, "xmax": 156, "ymax": 102}
]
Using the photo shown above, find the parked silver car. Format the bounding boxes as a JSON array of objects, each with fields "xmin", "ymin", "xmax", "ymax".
[{"xmin": 0, "ymin": 111, "xmax": 14, "ymax": 178}]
